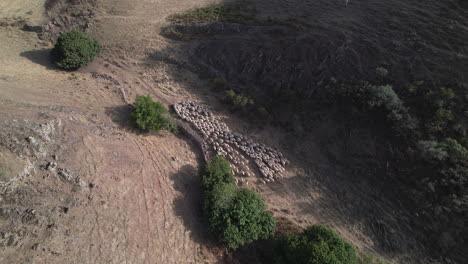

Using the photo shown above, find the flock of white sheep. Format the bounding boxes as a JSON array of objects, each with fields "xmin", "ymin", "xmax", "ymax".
[{"xmin": 174, "ymin": 101, "xmax": 288, "ymax": 184}]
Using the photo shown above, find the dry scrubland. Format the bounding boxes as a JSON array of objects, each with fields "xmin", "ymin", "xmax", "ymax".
[{"xmin": 0, "ymin": 0, "xmax": 467, "ymax": 264}]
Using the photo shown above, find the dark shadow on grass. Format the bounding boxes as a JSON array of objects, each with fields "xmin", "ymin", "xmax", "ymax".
[{"xmin": 20, "ymin": 49, "xmax": 58, "ymax": 70}]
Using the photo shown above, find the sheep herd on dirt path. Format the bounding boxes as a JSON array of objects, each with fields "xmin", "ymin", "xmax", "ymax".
[{"xmin": 174, "ymin": 101, "xmax": 288, "ymax": 185}]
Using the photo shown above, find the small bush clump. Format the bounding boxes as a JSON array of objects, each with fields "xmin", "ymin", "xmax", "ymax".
[
  {"xmin": 417, "ymin": 140, "xmax": 449, "ymax": 161},
  {"xmin": 132, "ymin": 95, "xmax": 177, "ymax": 133},
  {"xmin": 52, "ymin": 30, "xmax": 100, "ymax": 70},
  {"xmin": 365, "ymin": 84, "xmax": 406, "ymax": 122},
  {"xmin": 417, "ymin": 138, "xmax": 467, "ymax": 163},
  {"xmin": 416, "ymin": 87, "xmax": 456, "ymax": 135},
  {"xmin": 272, "ymin": 225, "xmax": 358, "ymax": 264},
  {"xmin": 417, "ymin": 138, "xmax": 468, "ymax": 209},
  {"xmin": 201, "ymin": 156, "xmax": 276, "ymax": 249},
  {"xmin": 201, "ymin": 156, "xmax": 234, "ymax": 191},
  {"xmin": 337, "ymin": 82, "xmax": 415, "ymax": 133},
  {"xmin": 224, "ymin": 89, "xmax": 254, "ymax": 110}
]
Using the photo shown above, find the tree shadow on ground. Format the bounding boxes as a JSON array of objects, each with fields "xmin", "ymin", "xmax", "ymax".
[
  {"xmin": 104, "ymin": 104, "xmax": 143, "ymax": 134},
  {"xmin": 170, "ymin": 164, "xmax": 211, "ymax": 246},
  {"xmin": 20, "ymin": 49, "xmax": 58, "ymax": 70}
]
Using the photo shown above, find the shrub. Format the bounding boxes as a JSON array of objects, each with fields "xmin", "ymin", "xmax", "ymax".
[
  {"xmin": 206, "ymin": 186, "xmax": 276, "ymax": 249},
  {"xmin": 201, "ymin": 155, "xmax": 234, "ymax": 191},
  {"xmin": 427, "ymin": 108, "xmax": 453, "ymax": 133},
  {"xmin": 272, "ymin": 225, "xmax": 358, "ymax": 264},
  {"xmin": 337, "ymin": 82, "xmax": 411, "ymax": 130},
  {"xmin": 224, "ymin": 89, "xmax": 254, "ymax": 110},
  {"xmin": 366, "ymin": 85, "xmax": 406, "ymax": 122},
  {"xmin": 417, "ymin": 140, "xmax": 449, "ymax": 161},
  {"xmin": 441, "ymin": 138, "xmax": 467, "ymax": 164},
  {"xmin": 417, "ymin": 138, "xmax": 467, "ymax": 209},
  {"xmin": 417, "ymin": 138, "xmax": 467, "ymax": 163},
  {"xmin": 441, "ymin": 165, "xmax": 468, "ymax": 189},
  {"xmin": 52, "ymin": 30, "xmax": 100, "ymax": 70},
  {"xmin": 201, "ymin": 156, "xmax": 276, "ymax": 249},
  {"xmin": 132, "ymin": 95, "xmax": 178, "ymax": 133},
  {"xmin": 420, "ymin": 87, "xmax": 456, "ymax": 135}
]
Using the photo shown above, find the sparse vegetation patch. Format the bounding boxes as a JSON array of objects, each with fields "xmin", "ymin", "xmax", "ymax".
[
  {"xmin": 167, "ymin": 3, "xmax": 256, "ymax": 24},
  {"xmin": 167, "ymin": 2, "xmax": 305, "ymax": 29}
]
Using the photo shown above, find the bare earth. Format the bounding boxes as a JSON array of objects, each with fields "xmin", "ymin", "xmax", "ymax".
[{"xmin": 1, "ymin": 0, "xmax": 466, "ymax": 263}]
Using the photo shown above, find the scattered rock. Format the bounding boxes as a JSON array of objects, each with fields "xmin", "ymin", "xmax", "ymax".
[
  {"xmin": 45, "ymin": 161, "xmax": 57, "ymax": 171},
  {"xmin": 31, "ymin": 243, "xmax": 39, "ymax": 250},
  {"xmin": 26, "ymin": 136, "xmax": 37, "ymax": 145},
  {"xmin": 57, "ymin": 168, "xmax": 73, "ymax": 182},
  {"xmin": 22, "ymin": 23, "xmax": 43, "ymax": 33}
]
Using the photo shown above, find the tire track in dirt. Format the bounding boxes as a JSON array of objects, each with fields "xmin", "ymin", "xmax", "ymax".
[
  {"xmin": 82, "ymin": 136, "xmax": 107, "ymax": 264},
  {"xmin": 131, "ymin": 136, "xmax": 153, "ymax": 264}
]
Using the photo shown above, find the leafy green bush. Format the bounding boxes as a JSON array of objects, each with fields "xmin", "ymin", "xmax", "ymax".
[
  {"xmin": 441, "ymin": 138, "xmax": 467, "ymax": 164},
  {"xmin": 272, "ymin": 225, "xmax": 358, "ymax": 264},
  {"xmin": 201, "ymin": 156, "xmax": 276, "ymax": 249},
  {"xmin": 132, "ymin": 95, "xmax": 178, "ymax": 133},
  {"xmin": 201, "ymin": 155, "xmax": 234, "ymax": 191},
  {"xmin": 417, "ymin": 140, "xmax": 449, "ymax": 161},
  {"xmin": 206, "ymin": 186, "xmax": 276, "ymax": 249},
  {"xmin": 51, "ymin": 30, "xmax": 100, "ymax": 70},
  {"xmin": 417, "ymin": 138, "xmax": 467, "ymax": 209},
  {"xmin": 366, "ymin": 85, "xmax": 406, "ymax": 122},
  {"xmin": 418, "ymin": 87, "xmax": 456, "ymax": 135},
  {"xmin": 417, "ymin": 138, "xmax": 467, "ymax": 163},
  {"xmin": 224, "ymin": 89, "xmax": 254, "ymax": 110},
  {"xmin": 337, "ymin": 82, "xmax": 411, "ymax": 129}
]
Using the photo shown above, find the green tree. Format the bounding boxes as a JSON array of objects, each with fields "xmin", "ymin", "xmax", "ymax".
[
  {"xmin": 417, "ymin": 140, "xmax": 449, "ymax": 161},
  {"xmin": 52, "ymin": 30, "xmax": 100, "ymax": 70},
  {"xmin": 417, "ymin": 138, "xmax": 467, "ymax": 163},
  {"xmin": 201, "ymin": 156, "xmax": 234, "ymax": 191},
  {"xmin": 201, "ymin": 156, "xmax": 276, "ymax": 249},
  {"xmin": 366, "ymin": 85, "xmax": 405, "ymax": 122},
  {"xmin": 206, "ymin": 186, "xmax": 276, "ymax": 249},
  {"xmin": 132, "ymin": 95, "xmax": 177, "ymax": 133},
  {"xmin": 273, "ymin": 225, "xmax": 358, "ymax": 264}
]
